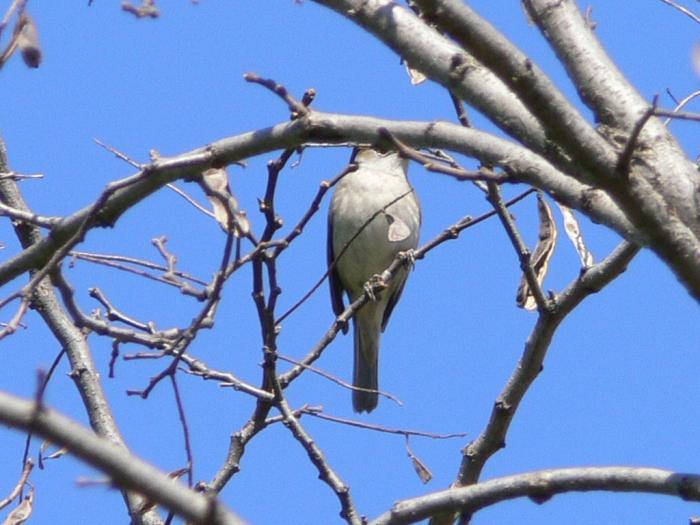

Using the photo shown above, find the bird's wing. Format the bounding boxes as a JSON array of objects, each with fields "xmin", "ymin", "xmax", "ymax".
[
  {"xmin": 381, "ymin": 192, "xmax": 420, "ymax": 331},
  {"xmin": 381, "ymin": 272, "xmax": 408, "ymax": 332},
  {"xmin": 327, "ymin": 209, "xmax": 349, "ymax": 334}
]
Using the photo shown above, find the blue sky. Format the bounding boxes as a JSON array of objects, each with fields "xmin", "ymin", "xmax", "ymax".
[{"xmin": 1, "ymin": 1, "xmax": 699, "ymax": 524}]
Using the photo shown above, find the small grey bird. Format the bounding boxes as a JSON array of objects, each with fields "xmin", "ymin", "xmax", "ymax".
[{"xmin": 328, "ymin": 148, "xmax": 421, "ymax": 413}]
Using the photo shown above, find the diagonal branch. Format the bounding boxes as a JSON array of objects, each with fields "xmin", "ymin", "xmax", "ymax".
[
  {"xmin": 0, "ymin": 392, "xmax": 245, "ymax": 525},
  {"xmin": 429, "ymin": 240, "xmax": 639, "ymax": 525},
  {"xmin": 311, "ymin": 0, "xmax": 547, "ymax": 154},
  {"xmin": 413, "ymin": 0, "xmax": 617, "ymax": 184},
  {"xmin": 0, "ymin": 139, "xmax": 164, "ymax": 525}
]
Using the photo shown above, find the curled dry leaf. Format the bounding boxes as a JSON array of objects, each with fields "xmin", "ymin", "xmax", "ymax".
[
  {"xmin": 39, "ymin": 440, "xmax": 69, "ymax": 468},
  {"xmin": 405, "ymin": 438, "xmax": 432, "ymax": 484},
  {"xmin": 16, "ymin": 14, "xmax": 42, "ymax": 69},
  {"xmin": 516, "ymin": 192, "xmax": 557, "ymax": 310},
  {"xmin": 42, "ymin": 447, "xmax": 68, "ymax": 462},
  {"xmin": 2, "ymin": 489, "xmax": 33, "ymax": 525},
  {"xmin": 403, "ymin": 60, "xmax": 427, "ymax": 85},
  {"xmin": 167, "ymin": 467, "xmax": 189, "ymax": 480},
  {"xmin": 199, "ymin": 167, "xmax": 251, "ymax": 237},
  {"xmin": 554, "ymin": 202, "xmax": 594, "ymax": 268}
]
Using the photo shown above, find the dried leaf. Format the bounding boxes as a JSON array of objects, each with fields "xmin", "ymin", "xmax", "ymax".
[
  {"xmin": 168, "ymin": 467, "xmax": 189, "ymax": 480},
  {"xmin": 39, "ymin": 440, "xmax": 50, "ymax": 454},
  {"xmin": 2, "ymin": 490, "xmax": 33, "ymax": 525},
  {"xmin": 16, "ymin": 14, "xmax": 42, "ymax": 69},
  {"xmin": 403, "ymin": 61, "xmax": 426, "ymax": 86},
  {"xmin": 555, "ymin": 202, "xmax": 594, "ymax": 268},
  {"xmin": 516, "ymin": 192, "xmax": 557, "ymax": 310},
  {"xmin": 200, "ymin": 168, "xmax": 250, "ymax": 237},
  {"xmin": 405, "ymin": 438, "xmax": 432, "ymax": 484},
  {"xmin": 43, "ymin": 447, "xmax": 68, "ymax": 461}
]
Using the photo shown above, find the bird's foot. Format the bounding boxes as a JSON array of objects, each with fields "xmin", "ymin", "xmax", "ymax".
[
  {"xmin": 400, "ymin": 249, "xmax": 417, "ymax": 270},
  {"xmin": 364, "ymin": 275, "xmax": 386, "ymax": 302}
]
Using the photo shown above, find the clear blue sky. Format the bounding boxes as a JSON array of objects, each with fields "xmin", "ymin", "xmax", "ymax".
[{"xmin": 1, "ymin": 1, "xmax": 699, "ymax": 524}]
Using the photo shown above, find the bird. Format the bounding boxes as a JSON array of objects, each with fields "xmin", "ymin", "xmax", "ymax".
[{"xmin": 327, "ymin": 147, "xmax": 421, "ymax": 413}]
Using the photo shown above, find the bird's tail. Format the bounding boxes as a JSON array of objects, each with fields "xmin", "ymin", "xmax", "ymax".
[{"xmin": 352, "ymin": 309, "xmax": 381, "ymax": 413}]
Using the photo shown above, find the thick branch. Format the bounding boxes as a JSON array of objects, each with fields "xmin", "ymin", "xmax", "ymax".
[
  {"xmin": 0, "ymin": 392, "xmax": 245, "ymax": 525},
  {"xmin": 413, "ymin": 0, "xmax": 617, "ymax": 184},
  {"xmin": 522, "ymin": 0, "xmax": 700, "ymax": 296},
  {"xmin": 373, "ymin": 466, "xmax": 700, "ymax": 525},
  {"xmin": 312, "ymin": 0, "xmax": 549, "ymax": 154},
  {"xmin": 0, "ymin": 113, "xmax": 634, "ymax": 287}
]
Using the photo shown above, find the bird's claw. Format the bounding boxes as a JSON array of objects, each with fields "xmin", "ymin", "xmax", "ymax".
[
  {"xmin": 400, "ymin": 249, "xmax": 417, "ymax": 270},
  {"xmin": 364, "ymin": 275, "xmax": 386, "ymax": 302}
]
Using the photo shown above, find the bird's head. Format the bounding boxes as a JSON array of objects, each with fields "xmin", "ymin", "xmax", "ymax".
[{"xmin": 350, "ymin": 147, "xmax": 408, "ymax": 173}]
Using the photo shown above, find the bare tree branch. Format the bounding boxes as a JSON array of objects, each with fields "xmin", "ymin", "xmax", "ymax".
[
  {"xmin": 657, "ymin": 0, "xmax": 700, "ymax": 24},
  {"xmin": 0, "ymin": 140, "xmax": 164, "ymax": 525},
  {"xmin": 374, "ymin": 466, "xmax": 700, "ymax": 525},
  {"xmin": 0, "ymin": 392, "xmax": 245, "ymax": 525},
  {"xmin": 429, "ymin": 241, "xmax": 640, "ymax": 525}
]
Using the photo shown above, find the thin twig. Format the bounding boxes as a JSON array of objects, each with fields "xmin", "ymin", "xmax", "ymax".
[
  {"xmin": 277, "ymin": 354, "xmax": 403, "ymax": 406},
  {"xmin": 448, "ymin": 91, "xmax": 471, "ymax": 127},
  {"xmin": 243, "ymin": 72, "xmax": 310, "ymax": 118},
  {"xmin": 616, "ymin": 96, "xmax": 659, "ymax": 176},
  {"xmin": 0, "ymin": 201, "xmax": 60, "ymax": 228},
  {"xmin": 71, "ymin": 251, "xmax": 208, "ymax": 297},
  {"xmin": 486, "ymin": 181, "xmax": 552, "ymax": 313},
  {"xmin": 299, "ymin": 406, "xmax": 468, "ymax": 439},
  {"xmin": 89, "ymin": 287, "xmax": 154, "ymax": 332},
  {"xmin": 663, "ymin": 90, "xmax": 700, "ymax": 125},
  {"xmin": 0, "ymin": 458, "xmax": 33, "ymax": 510},
  {"xmin": 451, "ymin": 241, "xmax": 639, "ymax": 524},
  {"xmin": 272, "ymin": 390, "xmax": 362, "ymax": 524},
  {"xmin": 93, "ymin": 138, "xmax": 143, "ymax": 169},
  {"xmin": 127, "ymin": 221, "xmax": 236, "ymax": 398},
  {"xmin": 53, "ymin": 269, "xmax": 182, "ymax": 349},
  {"xmin": 273, "ymin": 164, "xmax": 355, "ymax": 257},
  {"xmin": 166, "ymin": 183, "xmax": 216, "ymax": 219},
  {"xmin": 380, "ymin": 128, "xmax": 507, "ymax": 183},
  {"xmin": 169, "ymin": 375, "xmax": 194, "ymax": 488},
  {"xmin": 657, "ymin": 0, "xmax": 700, "ymax": 24},
  {"xmin": 654, "ymin": 107, "xmax": 700, "ymax": 122}
]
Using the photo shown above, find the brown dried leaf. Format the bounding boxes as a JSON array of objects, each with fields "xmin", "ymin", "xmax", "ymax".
[
  {"xmin": 516, "ymin": 192, "xmax": 557, "ymax": 310},
  {"xmin": 168, "ymin": 467, "xmax": 189, "ymax": 480},
  {"xmin": 200, "ymin": 168, "xmax": 250, "ymax": 237},
  {"xmin": 43, "ymin": 447, "xmax": 68, "ymax": 461},
  {"xmin": 404, "ymin": 61, "xmax": 426, "ymax": 85},
  {"xmin": 405, "ymin": 438, "xmax": 432, "ymax": 484},
  {"xmin": 2, "ymin": 490, "xmax": 33, "ymax": 525},
  {"xmin": 555, "ymin": 202, "xmax": 594, "ymax": 268},
  {"xmin": 16, "ymin": 14, "xmax": 42, "ymax": 69},
  {"xmin": 39, "ymin": 440, "xmax": 68, "ymax": 466}
]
